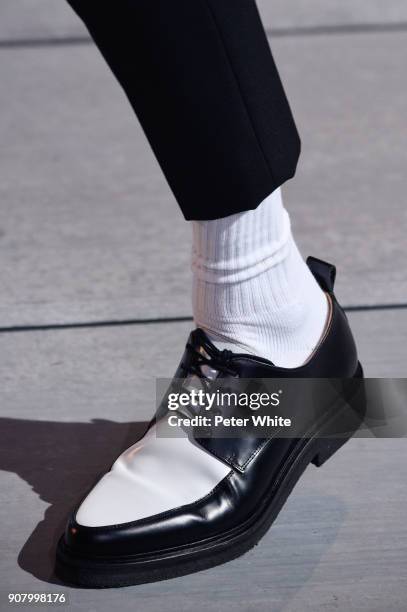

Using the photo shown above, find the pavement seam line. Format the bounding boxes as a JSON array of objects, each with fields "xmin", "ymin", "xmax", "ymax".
[
  {"xmin": 0, "ymin": 303, "xmax": 406, "ymax": 334},
  {"xmin": 1, "ymin": 21, "xmax": 407, "ymax": 50}
]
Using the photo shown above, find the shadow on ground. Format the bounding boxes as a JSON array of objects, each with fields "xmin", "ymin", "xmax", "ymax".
[
  {"xmin": 0, "ymin": 417, "xmax": 148, "ymax": 584},
  {"xmin": 0, "ymin": 417, "xmax": 346, "ymax": 608}
]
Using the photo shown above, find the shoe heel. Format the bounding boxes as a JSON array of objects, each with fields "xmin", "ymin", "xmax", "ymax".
[
  {"xmin": 311, "ymin": 438, "xmax": 348, "ymax": 467},
  {"xmin": 312, "ymin": 361, "xmax": 366, "ymax": 468}
]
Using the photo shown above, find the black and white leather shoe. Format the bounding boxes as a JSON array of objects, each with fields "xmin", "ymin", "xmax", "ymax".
[{"xmin": 55, "ymin": 257, "xmax": 365, "ymax": 588}]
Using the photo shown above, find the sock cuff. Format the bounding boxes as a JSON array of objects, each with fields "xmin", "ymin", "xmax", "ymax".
[{"xmin": 191, "ymin": 189, "xmax": 292, "ymax": 283}]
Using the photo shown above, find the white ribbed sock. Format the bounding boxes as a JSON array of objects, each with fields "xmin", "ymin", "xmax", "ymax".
[{"xmin": 191, "ymin": 188, "xmax": 329, "ymax": 368}]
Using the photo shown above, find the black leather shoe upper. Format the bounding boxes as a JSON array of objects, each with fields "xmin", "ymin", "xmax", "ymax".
[{"xmin": 64, "ymin": 257, "xmax": 360, "ymax": 559}]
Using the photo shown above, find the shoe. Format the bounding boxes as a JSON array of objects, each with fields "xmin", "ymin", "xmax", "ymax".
[{"xmin": 55, "ymin": 257, "xmax": 364, "ymax": 588}]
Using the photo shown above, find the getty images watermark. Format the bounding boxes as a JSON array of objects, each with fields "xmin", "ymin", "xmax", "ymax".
[
  {"xmin": 155, "ymin": 378, "xmax": 407, "ymax": 439},
  {"xmin": 166, "ymin": 388, "xmax": 292, "ymax": 429}
]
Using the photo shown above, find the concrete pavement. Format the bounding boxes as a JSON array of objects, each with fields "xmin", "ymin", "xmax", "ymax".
[{"xmin": 1, "ymin": 3, "xmax": 406, "ymax": 611}]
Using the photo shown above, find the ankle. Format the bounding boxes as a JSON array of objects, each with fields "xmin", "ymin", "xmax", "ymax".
[{"xmin": 191, "ymin": 190, "xmax": 329, "ymax": 367}]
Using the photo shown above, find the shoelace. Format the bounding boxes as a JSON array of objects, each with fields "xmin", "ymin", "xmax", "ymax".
[
  {"xmin": 153, "ymin": 334, "xmax": 239, "ymax": 425},
  {"xmin": 181, "ymin": 340, "xmax": 238, "ymax": 381}
]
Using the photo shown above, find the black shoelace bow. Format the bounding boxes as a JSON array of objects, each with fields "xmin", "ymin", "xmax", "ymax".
[
  {"xmin": 153, "ymin": 333, "xmax": 239, "ymax": 428},
  {"xmin": 181, "ymin": 339, "xmax": 238, "ymax": 381}
]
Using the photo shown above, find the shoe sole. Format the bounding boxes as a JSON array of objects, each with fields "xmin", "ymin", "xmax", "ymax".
[{"xmin": 55, "ymin": 363, "xmax": 365, "ymax": 588}]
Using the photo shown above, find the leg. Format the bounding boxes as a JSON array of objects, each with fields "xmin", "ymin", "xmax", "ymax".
[
  {"xmin": 66, "ymin": 0, "xmax": 300, "ymax": 220},
  {"xmin": 56, "ymin": 0, "xmax": 361, "ymax": 588},
  {"xmin": 67, "ymin": 0, "xmax": 325, "ymax": 367}
]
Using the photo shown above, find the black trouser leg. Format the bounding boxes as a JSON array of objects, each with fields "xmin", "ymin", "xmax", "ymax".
[{"xmin": 67, "ymin": 0, "xmax": 300, "ymax": 220}]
